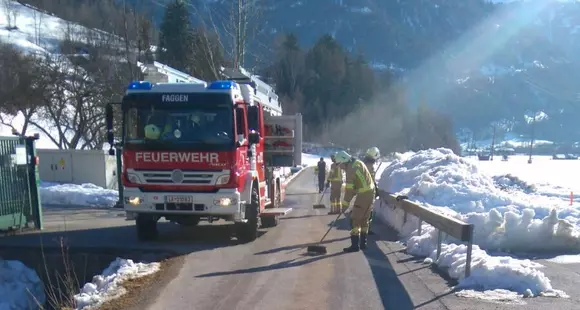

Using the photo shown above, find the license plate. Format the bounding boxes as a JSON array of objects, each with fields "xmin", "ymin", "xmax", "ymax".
[{"xmin": 166, "ymin": 195, "xmax": 193, "ymax": 203}]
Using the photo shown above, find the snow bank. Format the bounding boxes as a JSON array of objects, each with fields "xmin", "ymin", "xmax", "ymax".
[
  {"xmin": 40, "ymin": 182, "xmax": 118, "ymax": 208},
  {"xmin": 0, "ymin": 260, "xmax": 46, "ymax": 309},
  {"xmin": 73, "ymin": 258, "xmax": 160, "ymax": 310},
  {"xmin": 375, "ymin": 148, "xmax": 574, "ymax": 297}
]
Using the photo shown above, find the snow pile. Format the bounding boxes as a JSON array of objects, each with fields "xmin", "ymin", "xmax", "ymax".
[
  {"xmin": 375, "ymin": 148, "xmax": 574, "ymax": 297},
  {"xmin": 388, "ymin": 151, "xmax": 415, "ymax": 162},
  {"xmin": 73, "ymin": 258, "xmax": 160, "ymax": 310},
  {"xmin": 40, "ymin": 182, "xmax": 118, "ymax": 208},
  {"xmin": 492, "ymin": 174, "xmax": 536, "ymax": 194},
  {"xmin": 0, "ymin": 260, "xmax": 46, "ymax": 309}
]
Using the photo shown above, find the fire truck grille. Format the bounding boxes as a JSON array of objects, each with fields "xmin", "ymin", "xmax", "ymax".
[{"xmin": 129, "ymin": 169, "xmax": 229, "ymax": 185}]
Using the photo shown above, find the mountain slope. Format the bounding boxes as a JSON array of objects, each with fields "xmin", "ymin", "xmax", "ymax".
[{"xmin": 138, "ymin": 0, "xmax": 580, "ymax": 142}]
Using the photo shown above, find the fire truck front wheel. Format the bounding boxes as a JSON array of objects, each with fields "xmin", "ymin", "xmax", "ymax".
[
  {"xmin": 136, "ymin": 214, "xmax": 158, "ymax": 241},
  {"xmin": 236, "ymin": 187, "xmax": 259, "ymax": 243}
]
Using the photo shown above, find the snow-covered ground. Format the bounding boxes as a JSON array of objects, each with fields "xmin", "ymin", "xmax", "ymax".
[
  {"xmin": 73, "ymin": 258, "xmax": 160, "ymax": 310},
  {"xmin": 0, "ymin": 260, "xmax": 46, "ymax": 310},
  {"xmin": 375, "ymin": 148, "xmax": 579, "ymax": 300},
  {"xmin": 40, "ymin": 181, "xmax": 119, "ymax": 208},
  {"xmin": 473, "ymin": 155, "xmax": 580, "ymax": 199},
  {"xmin": 459, "ymin": 132, "xmax": 554, "ymax": 150},
  {"xmin": 0, "ymin": 1, "xmax": 107, "ymax": 54}
]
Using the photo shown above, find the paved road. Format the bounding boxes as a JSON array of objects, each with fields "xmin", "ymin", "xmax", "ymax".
[{"xmin": 143, "ymin": 168, "xmax": 576, "ymax": 310}]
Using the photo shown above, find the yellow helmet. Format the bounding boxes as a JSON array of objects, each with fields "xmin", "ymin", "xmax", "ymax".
[
  {"xmin": 365, "ymin": 147, "xmax": 380, "ymax": 160},
  {"xmin": 334, "ymin": 150, "xmax": 352, "ymax": 164},
  {"xmin": 144, "ymin": 124, "xmax": 161, "ymax": 139}
]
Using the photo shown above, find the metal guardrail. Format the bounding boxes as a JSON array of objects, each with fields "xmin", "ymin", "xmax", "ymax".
[{"xmin": 377, "ymin": 190, "xmax": 474, "ymax": 278}]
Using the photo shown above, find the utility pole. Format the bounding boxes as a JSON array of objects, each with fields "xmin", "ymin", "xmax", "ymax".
[
  {"xmin": 234, "ymin": 0, "xmax": 247, "ymax": 69},
  {"xmin": 490, "ymin": 124, "xmax": 496, "ymax": 161},
  {"xmin": 528, "ymin": 116, "xmax": 536, "ymax": 164}
]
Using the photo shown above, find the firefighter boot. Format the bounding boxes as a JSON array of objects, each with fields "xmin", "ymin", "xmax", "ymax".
[
  {"xmin": 360, "ymin": 233, "xmax": 368, "ymax": 250},
  {"xmin": 343, "ymin": 235, "xmax": 360, "ymax": 253}
]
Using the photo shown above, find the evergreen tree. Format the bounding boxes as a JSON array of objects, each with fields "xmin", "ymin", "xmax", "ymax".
[{"xmin": 157, "ymin": 0, "xmax": 194, "ymax": 73}]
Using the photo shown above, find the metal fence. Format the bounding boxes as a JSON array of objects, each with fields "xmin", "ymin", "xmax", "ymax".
[
  {"xmin": 0, "ymin": 136, "xmax": 42, "ymax": 232},
  {"xmin": 378, "ymin": 190, "xmax": 474, "ymax": 278}
]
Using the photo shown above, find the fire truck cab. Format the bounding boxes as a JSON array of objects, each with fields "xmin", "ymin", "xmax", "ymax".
[{"xmin": 105, "ymin": 68, "xmax": 302, "ymax": 242}]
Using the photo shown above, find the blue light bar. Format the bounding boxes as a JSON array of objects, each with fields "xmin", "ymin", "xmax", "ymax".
[
  {"xmin": 128, "ymin": 81, "xmax": 153, "ymax": 90},
  {"xmin": 207, "ymin": 80, "xmax": 238, "ymax": 90}
]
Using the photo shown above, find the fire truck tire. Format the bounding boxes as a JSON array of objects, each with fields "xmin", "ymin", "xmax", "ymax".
[
  {"xmin": 136, "ymin": 215, "xmax": 158, "ymax": 241},
  {"xmin": 261, "ymin": 215, "xmax": 279, "ymax": 228},
  {"xmin": 236, "ymin": 187, "xmax": 259, "ymax": 242}
]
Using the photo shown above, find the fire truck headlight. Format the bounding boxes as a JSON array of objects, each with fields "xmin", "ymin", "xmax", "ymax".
[
  {"xmin": 215, "ymin": 175, "xmax": 230, "ymax": 185},
  {"xmin": 125, "ymin": 196, "xmax": 143, "ymax": 206},
  {"xmin": 127, "ymin": 172, "xmax": 142, "ymax": 184},
  {"xmin": 214, "ymin": 198, "xmax": 237, "ymax": 206}
]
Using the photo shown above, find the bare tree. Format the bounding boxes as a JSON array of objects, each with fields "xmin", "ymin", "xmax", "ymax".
[
  {"xmin": 28, "ymin": 22, "xmax": 128, "ymax": 149},
  {"xmin": 186, "ymin": 0, "xmax": 262, "ymax": 70},
  {"xmin": 31, "ymin": 5, "xmax": 43, "ymax": 46},
  {"xmin": 228, "ymin": 0, "xmax": 262, "ymax": 68},
  {"xmin": 190, "ymin": 27, "xmax": 224, "ymax": 80},
  {"xmin": 0, "ymin": 43, "xmax": 45, "ymax": 135},
  {"xmin": 2, "ymin": 0, "xmax": 18, "ymax": 30}
]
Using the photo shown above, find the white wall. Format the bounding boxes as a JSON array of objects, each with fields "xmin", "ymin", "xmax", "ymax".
[{"xmin": 37, "ymin": 149, "xmax": 118, "ymax": 189}]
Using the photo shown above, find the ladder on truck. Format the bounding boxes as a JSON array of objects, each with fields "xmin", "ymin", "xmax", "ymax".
[{"xmin": 220, "ymin": 67, "xmax": 282, "ymax": 116}]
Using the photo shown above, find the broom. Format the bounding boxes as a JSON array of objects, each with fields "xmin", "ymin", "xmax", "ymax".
[
  {"xmin": 312, "ymin": 186, "xmax": 328, "ymax": 209},
  {"xmin": 306, "ymin": 208, "xmax": 345, "ymax": 255}
]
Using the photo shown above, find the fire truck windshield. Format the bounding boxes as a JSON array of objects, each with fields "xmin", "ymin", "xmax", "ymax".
[{"xmin": 123, "ymin": 105, "xmax": 234, "ymax": 148}]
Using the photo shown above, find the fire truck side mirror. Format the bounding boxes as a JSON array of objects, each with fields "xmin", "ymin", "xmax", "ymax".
[{"xmin": 248, "ymin": 131, "xmax": 260, "ymax": 144}]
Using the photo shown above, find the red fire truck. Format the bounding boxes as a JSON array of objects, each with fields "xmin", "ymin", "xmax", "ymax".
[{"xmin": 105, "ymin": 68, "xmax": 303, "ymax": 242}]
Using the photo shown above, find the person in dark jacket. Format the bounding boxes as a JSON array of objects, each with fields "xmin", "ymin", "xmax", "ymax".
[{"xmin": 317, "ymin": 157, "xmax": 327, "ymax": 193}]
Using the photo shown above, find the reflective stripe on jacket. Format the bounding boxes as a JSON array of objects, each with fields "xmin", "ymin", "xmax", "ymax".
[
  {"xmin": 343, "ymin": 159, "xmax": 375, "ymax": 203},
  {"xmin": 328, "ymin": 162, "xmax": 342, "ymax": 183},
  {"xmin": 362, "ymin": 158, "xmax": 376, "ymax": 180}
]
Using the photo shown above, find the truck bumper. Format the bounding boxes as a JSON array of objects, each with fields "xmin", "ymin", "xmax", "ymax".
[{"xmin": 122, "ymin": 187, "xmax": 243, "ymax": 221}]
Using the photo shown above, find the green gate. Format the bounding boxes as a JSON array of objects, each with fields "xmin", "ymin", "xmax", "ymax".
[{"xmin": 0, "ymin": 136, "xmax": 42, "ymax": 231}]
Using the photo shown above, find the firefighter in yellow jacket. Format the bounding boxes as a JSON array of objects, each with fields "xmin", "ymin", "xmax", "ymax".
[
  {"xmin": 325, "ymin": 153, "xmax": 343, "ymax": 215},
  {"xmin": 334, "ymin": 150, "xmax": 376, "ymax": 252},
  {"xmin": 362, "ymin": 146, "xmax": 381, "ymax": 235}
]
